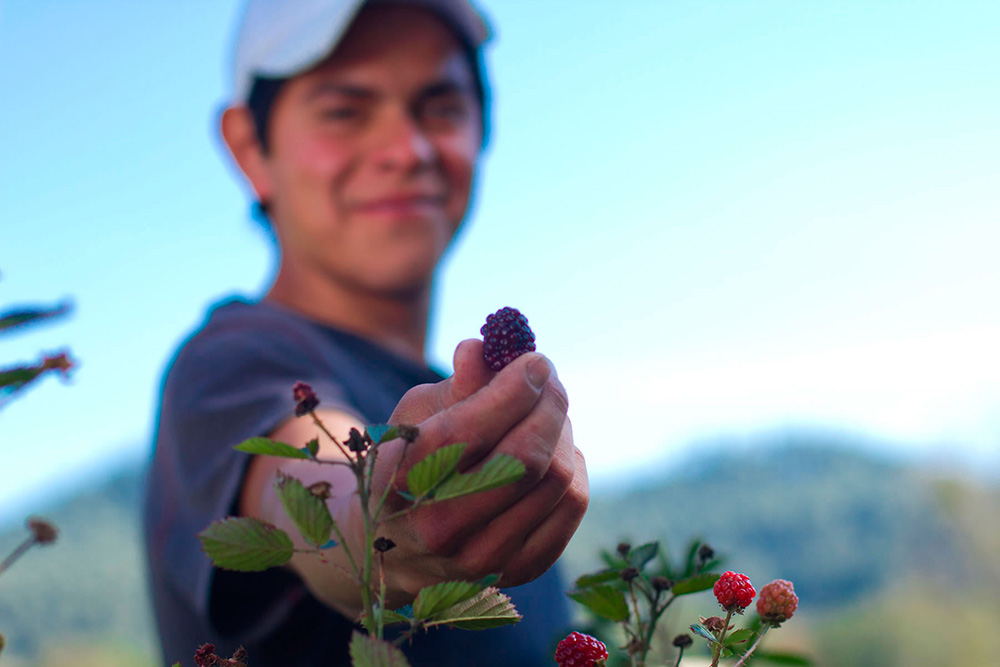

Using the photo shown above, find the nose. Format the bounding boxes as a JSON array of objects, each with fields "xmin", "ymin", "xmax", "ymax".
[{"xmin": 372, "ymin": 107, "xmax": 436, "ymax": 173}]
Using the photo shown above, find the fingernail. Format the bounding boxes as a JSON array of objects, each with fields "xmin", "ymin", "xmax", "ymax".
[{"xmin": 526, "ymin": 356, "xmax": 551, "ymax": 389}]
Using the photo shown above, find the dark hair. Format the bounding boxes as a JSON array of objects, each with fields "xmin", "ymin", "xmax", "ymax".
[{"xmin": 246, "ymin": 42, "xmax": 491, "ymax": 155}]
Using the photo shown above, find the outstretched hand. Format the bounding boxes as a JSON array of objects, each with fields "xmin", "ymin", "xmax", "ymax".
[{"xmin": 375, "ymin": 339, "xmax": 589, "ymax": 599}]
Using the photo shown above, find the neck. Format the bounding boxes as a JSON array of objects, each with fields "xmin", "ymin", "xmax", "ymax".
[{"xmin": 265, "ymin": 266, "xmax": 432, "ymax": 365}]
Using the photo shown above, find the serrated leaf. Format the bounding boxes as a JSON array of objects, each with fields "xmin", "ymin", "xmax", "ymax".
[
  {"xmin": 753, "ymin": 651, "xmax": 814, "ymax": 665},
  {"xmin": 360, "ymin": 605, "xmax": 412, "ymax": 627},
  {"xmin": 234, "ymin": 437, "xmax": 310, "ymax": 459},
  {"xmin": 425, "ymin": 587, "xmax": 521, "ymax": 630},
  {"xmin": 366, "ymin": 423, "xmax": 397, "ymax": 444},
  {"xmin": 628, "ymin": 541, "xmax": 659, "ymax": 569},
  {"xmin": 198, "ymin": 517, "xmax": 294, "ymax": 571},
  {"xmin": 574, "ymin": 569, "xmax": 621, "ymax": 588},
  {"xmin": 432, "ymin": 454, "xmax": 525, "ymax": 501},
  {"xmin": 274, "ymin": 473, "xmax": 334, "ymax": 548},
  {"xmin": 412, "ymin": 579, "xmax": 484, "ymax": 620},
  {"xmin": 406, "ymin": 442, "xmax": 466, "ymax": 498},
  {"xmin": 690, "ymin": 623, "xmax": 718, "ymax": 643},
  {"xmin": 672, "ymin": 572, "xmax": 720, "ymax": 596},
  {"xmin": 349, "ymin": 631, "xmax": 411, "ymax": 667},
  {"xmin": 568, "ymin": 584, "xmax": 629, "ymax": 622},
  {"xmin": 725, "ymin": 628, "xmax": 756, "ymax": 645}
]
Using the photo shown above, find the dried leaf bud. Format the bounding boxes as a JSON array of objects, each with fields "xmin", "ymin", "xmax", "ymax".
[
  {"xmin": 307, "ymin": 481, "xmax": 332, "ymax": 500},
  {"xmin": 292, "ymin": 381, "xmax": 319, "ymax": 416},
  {"xmin": 27, "ymin": 517, "xmax": 57, "ymax": 544},
  {"xmin": 652, "ymin": 576, "xmax": 673, "ymax": 592},
  {"xmin": 0, "ymin": 630, "xmax": 6, "ymax": 657},
  {"xmin": 616, "ymin": 542, "xmax": 631, "ymax": 557},
  {"xmin": 703, "ymin": 616, "xmax": 727, "ymax": 634},
  {"xmin": 672, "ymin": 634, "xmax": 693, "ymax": 649},
  {"xmin": 620, "ymin": 566, "xmax": 640, "ymax": 582},
  {"xmin": 373, "ymin": 537, "xmax": 396, "ymax": 553},
  {"xmin": 698, "ymin": 543, "xmax": 715, "ymax": 563},
  {"xmin": 42, "ymin": 352, "xmax": 74, "ymax": 375},
  {"xmin": 345, "ymin": 427, "xmax": 368, "ymax": 453}
]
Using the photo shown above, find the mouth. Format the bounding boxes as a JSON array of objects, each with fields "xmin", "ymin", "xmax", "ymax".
[{"xmin": 352, "ymin": 194, "xmax": 447, "ymax": 219}]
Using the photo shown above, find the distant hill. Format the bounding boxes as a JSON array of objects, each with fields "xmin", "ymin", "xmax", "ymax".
[{"xmin": 0, "ymin": 435, "xmax": 997, "ymax": 666}]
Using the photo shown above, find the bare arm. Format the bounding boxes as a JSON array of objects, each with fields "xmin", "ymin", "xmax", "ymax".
[{"xmin": 238, "ymin": 339, "xmax": 590, "ymax": 619}]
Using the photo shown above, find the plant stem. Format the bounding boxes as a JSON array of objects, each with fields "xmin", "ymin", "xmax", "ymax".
[
  {"xmin": 0, "ymin": 535, "xmax": 36, "ymax": 577},
  {"xmin": 673, "ymin": 645, "xmax": 685, "ymax": 667},
  {"xmin": 732, "ymin": 625, "xmax": 770, "ymax": 667},
  {"xmin": 709, "ymin": 609, "xmax": 735, "ymax": 667},
  {"xmin": 626, "ymin": 580, "xmax": 645, "ymax": 667},
  {"xmin": 309, "ymin": 411, "xmax": 355, "ymax": 463}
]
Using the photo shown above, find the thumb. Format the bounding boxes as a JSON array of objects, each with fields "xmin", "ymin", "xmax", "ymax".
[{"xmin": 388, "ymin": 339, "xmax": 493, "ymax": 426}]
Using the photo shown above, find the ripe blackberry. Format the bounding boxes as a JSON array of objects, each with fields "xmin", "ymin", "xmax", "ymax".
[
  {"xmin": 554, "ymin": 631, "xmax": 609, "ymax": 667},
  {"xmin": 756, "ymin": 579, "xmax": 798, "ymax": 625},
  {"xmin": 480, "ymin": 307, "xmax": 536, "ymax": 371},
  {"xmin": 713, "ymin": 571, "xmax": 756, "ymax": 613}
]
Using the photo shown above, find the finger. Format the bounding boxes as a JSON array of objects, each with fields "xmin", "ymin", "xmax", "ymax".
[
  {"xmin": 406, "ymin": 352, "xmax": 554, "ymax": 468},
  {"xmin": 498, "ymin": 448, "xmax": 590, "ymax": 587},
  {"xmin": 447, "ymin": 339, "xmax": 494, "ymax": 405}
]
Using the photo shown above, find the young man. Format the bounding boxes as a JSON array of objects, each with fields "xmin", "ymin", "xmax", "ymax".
[{"xmin": 142, "ymin": 1, "xmax": 589, "ymax": 665}]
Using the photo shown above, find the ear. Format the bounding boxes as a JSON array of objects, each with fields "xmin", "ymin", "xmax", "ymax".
[{"xmin": 219, "ymin": 106, "xmax": 273, "ymax": 204}]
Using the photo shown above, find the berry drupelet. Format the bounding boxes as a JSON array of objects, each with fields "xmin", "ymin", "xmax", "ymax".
[
  {"xmin": 555, "ymin": 631, "xmax": 609, "ymax": 667},
  {"xmin": 713, "ymin": 571, "xmax": 756, "ymax": 613}
]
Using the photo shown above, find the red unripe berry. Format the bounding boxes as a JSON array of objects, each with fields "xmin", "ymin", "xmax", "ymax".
[
  {"xmin": 713, "ymin": 571, "xmax": 756, "ymax": 613},
  {"xmin": 481, "ymin": 307, "xmax": 536, "ymax": 371},
  {"xmin": 756, "ymin": 579, "xmax": 798, "ymax": 625},
  {"xmin": 555, "ymin": 631, "xmax": 609, "ymax": 667}
]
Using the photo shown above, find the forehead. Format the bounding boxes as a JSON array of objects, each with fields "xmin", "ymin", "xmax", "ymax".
[{"xmin": 299, "ymin": 5, "xmax": 474, "ymax": 89}]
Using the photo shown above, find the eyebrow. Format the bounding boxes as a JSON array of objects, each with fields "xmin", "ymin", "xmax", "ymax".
[{"xmin": 304, "ymin": 79, "xmax": 474, "ymax": 103}]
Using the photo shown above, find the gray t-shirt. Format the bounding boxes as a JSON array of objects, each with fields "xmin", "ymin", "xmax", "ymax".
[{"xmin": 143, "ymin": 298, "xmax": 570, "ymax": 666}]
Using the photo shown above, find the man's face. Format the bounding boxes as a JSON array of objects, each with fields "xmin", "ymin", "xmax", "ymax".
[{"xmin": 252, "ymin": 6, "xmax": 482, "ymax": 299}]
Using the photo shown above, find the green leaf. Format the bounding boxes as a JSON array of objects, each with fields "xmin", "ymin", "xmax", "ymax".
[
  {"xmin": 690, "ymin": 623, "xmax": 718, "ymax": 643},
  {"xmin": 672, "ymin": 572, "xmax": 720, "ymax": 596},
  {"xmin": 360, "ymin": 605, "xmax": 412, "ymax": 628},
  {"xmin": 412, "ymin": 579, "xmax": 484, "ymax": 620},
  {"xmin": 274, "ymin": 473, "xmax": 334, "ymax": 548},
  {"xmin": 725, "ymin": 628, "xmax": 756, "ymax": 645},
  {"xmin": 349, "ymin": 631, "xmax": 411, "ymax": 667},
  {"xmin": 0, "ymin": 365, "xmax": 45, "ymax": 391},
  {"xmin": 198, "ymin": 517, "xmax": 294, "ymax": 571},
  {"xmin": 0, "ymin": 301, "xmax": 72, "ymax": 335},
  {"xmin": 574, "ymin": 569, "xmax": 620, "ymax": 588},
  {"xmin": 432, "ymin": 454, "xmax": 525, "ymax": 501},
  {"xmin": 367, "ymin": 423, "xmax": 397, "ymax": 445},
  {"xmin": 568, "ymin": 584, "xmax": 629, "ymax": 622},
  {"xmin": 406, "ymin": 442, "xmax": 466, "ymax": 498},
  {"xmin": 424, "ymin": 587, "xmax": 522, "ymax": 630},
  {"xmin": 628, "ymin": 541, "xmax": 659, "ymax": 569},
  {"xmin": 753, "ymin": 651, "xmax": 814, "ymax": 665},
  {"xmin": 234, "ymin": 437, "xmax": 310, "ymax": 459}
]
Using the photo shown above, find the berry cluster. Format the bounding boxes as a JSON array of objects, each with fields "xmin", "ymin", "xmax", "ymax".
[
  {"xmin": 481, "ymin": 307, "xmax": 536, "ymax": 371},
  {"xmin": 555, "ymin": 631, "xmax": 609, "ymax": 667},
  {"xmin": 756, "ymin": 579, "xmax": 798, "ymax": 625},
  {"xmin": 713, "ymin": 571, "xmax": 756, "ymax": 613}
]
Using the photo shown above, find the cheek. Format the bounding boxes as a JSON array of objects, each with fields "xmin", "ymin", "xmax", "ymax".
[{"xmin": 440, "ymin": 138, "xmax": 478, "ymax": 217}]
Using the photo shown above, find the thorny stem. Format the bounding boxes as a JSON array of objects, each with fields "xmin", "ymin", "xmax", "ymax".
[
  {"xmin": 710, "ymin": 609, "xmax": 735, "ymax": 667},
  {"xmin": 0, "ymin": 535, "xmax": 37, "ymax": 577},
  {"xmin": 732, "ymin": 624, "xmax": 771, "ymax": 667},
  {"xmin": 377, "ymin": 551, "xmax": 387, "ymax": 639},
  {"xmin": 640, "ymin": 591, "xmax": 674, "ymax": 666}
]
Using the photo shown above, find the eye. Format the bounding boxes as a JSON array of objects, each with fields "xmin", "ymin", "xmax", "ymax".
[
  {"xmin": 319, "ymin": 106, "xmax": 363, "ymax": 121},
  {"xmin": 420, "ymin": 98, "xmax": 472, "ymax": 126}
]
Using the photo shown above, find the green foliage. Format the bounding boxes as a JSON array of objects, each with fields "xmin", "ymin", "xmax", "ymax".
[
  {"xmin": 673, "ymin": 572, "xmax": 720, "ymax": 596},
  {"xmin": 422, "ymin": 587, "xmax": 521, "ymax": 630},
  {"xmin": 431, "ymin": 454, "xmax": 525, "ymax": 501},
  {"xmin": 406, "ymin": 442, "xmax": 466, "ymax": 498},
  {"xmin": 0, "ymin": 301, "xmax": 71, "ymax": 334},
  {"xmin": 198, "ymin": 517, "xmax": 294, "ymax": 571},
  {"xmin": 233, "ymin": 437, "xmax": 310, "ymax": 460},
  {"xmin": 274, "ymin": 473, "xmax": 334, "ymax": 548},
  {"xmin": 349, "ymin": 631, "xmax": 411, "ymax": 667},
  {"xmin": 568, "ymin": 584, "xmax": 630, "ymax": 622}
]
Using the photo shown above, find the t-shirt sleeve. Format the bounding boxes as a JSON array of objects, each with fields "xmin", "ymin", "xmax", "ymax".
[{"xmin": 149, "ymin": 314, "xmax": 363, "ymax": 642}]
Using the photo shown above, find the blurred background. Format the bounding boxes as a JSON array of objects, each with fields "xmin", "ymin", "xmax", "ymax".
[{"xmin": 1, "ymin": 1, "xmax": 998, "ymax": 665}]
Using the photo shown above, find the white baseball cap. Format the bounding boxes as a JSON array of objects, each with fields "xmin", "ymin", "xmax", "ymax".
[{"xmin": 229, "ymin": 0, "xmax": 491, "ymax": 105}]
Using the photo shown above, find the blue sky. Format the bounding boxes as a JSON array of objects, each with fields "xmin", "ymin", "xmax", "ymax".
[{"xmin": 2, "ymin": 1, "xmax": 998, "ymax": 521}]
